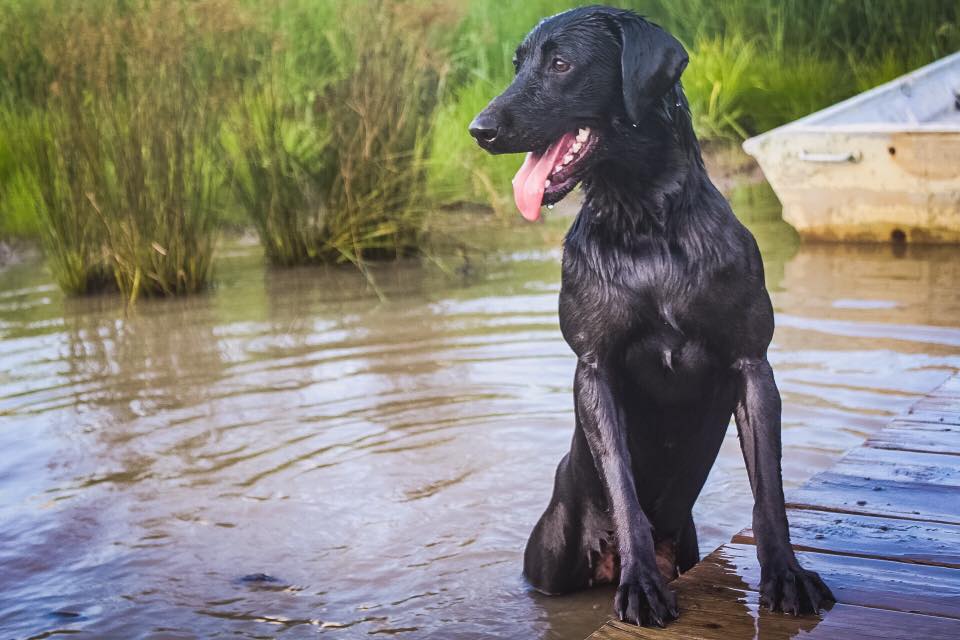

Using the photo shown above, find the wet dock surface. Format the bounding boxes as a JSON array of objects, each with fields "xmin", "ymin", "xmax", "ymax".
[{"xmin": 588, "ymin": 372, "xmax": 960, "ymax": 639}]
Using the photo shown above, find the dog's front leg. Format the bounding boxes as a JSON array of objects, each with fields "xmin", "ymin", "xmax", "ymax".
[
  {"xmin": 575, "ymin": 358, "xmax": 678, "ymax": 627},
  {"xmin": 734, "ymin": 358, "xmax": 835, "ymax": 614}
]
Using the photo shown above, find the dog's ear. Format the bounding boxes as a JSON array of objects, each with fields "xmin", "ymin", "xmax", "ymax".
[{"xmin": 616, "ymin": 15, "xmax": 688, "ymax": 123}]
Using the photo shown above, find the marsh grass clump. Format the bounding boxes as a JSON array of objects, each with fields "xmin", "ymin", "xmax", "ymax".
[
  {"xmin": 14, "ymin": 107, "xmax": 116, "ymax": 293},
  {"xmin": 225, "ymin": 83, "xmax": 331, "ymax": 267},
  {"xmin": 6, "ymin": 0, "xmax": 260, "ymax": 300},
  {"xmin": 228, "ymin": 0, "xmax": 453, "ymax": 267}
]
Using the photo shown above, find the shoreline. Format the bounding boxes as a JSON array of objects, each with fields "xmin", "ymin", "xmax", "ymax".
[{"xmin": 0, "ymin": 145, "xmax": 767, "ymax": 270}]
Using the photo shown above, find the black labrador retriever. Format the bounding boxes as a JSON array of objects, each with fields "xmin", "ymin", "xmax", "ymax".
[{"xmin": 468, "ymin": 6, "xmax": 834, "ymax": 628}]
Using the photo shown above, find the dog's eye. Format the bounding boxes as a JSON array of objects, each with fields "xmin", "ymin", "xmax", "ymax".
[{"xmin": 551, "ymin": 58, "xmax": 571, "ymax": 73}]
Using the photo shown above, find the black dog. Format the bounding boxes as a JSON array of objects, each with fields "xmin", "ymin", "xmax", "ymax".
[{"xmin": 468, "ymin": 6, "xmax": 834, "ymax": 628}]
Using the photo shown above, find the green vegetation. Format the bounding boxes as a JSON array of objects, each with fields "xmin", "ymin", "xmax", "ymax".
[
  {"xmin": 225, "ymin": 1, "xmax": 450, "ymax": 266},
  {"xmin": 661, "ymin": 0, "xmax": 960, "ymax": 137},
  {"xmin": 434, "ymin": 0, "xmax": 960, "ymax": 203},
  {"xmin": 0, "ymin": 0, "xmax": 957, "ymax": 299},
  {"xmin": 0, "ymin": 0, "xmax": 257, "ymax": 298}
]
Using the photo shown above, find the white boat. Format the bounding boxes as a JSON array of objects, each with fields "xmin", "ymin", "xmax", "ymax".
[{"xmin": 742, "ymin": 50, "xmax": 960, "ymax": 244}]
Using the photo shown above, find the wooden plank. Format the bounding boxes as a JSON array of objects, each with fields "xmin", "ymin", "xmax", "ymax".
[
  {"xmin": 933, "ymin": 374, "xmax": 960, "ymax": 393},
  {"xmin": 827, "ymin": 446, "xmax": 960, "ymax": 486},
  {"xmin": 733, "ymin": 508, "xmax": 960, "ymax": 568},
  {"xmin": 866, "ymin": 423, "xmax": 960, "ymax": 455},
  {"xmin": 787, "ymin": 471, "xmax": 960, "ymax": 524},
  {"xmin": 930, "ymin": 388, "xmax": 960, "ymax": 401},
  {"xmin": 904, "ymin": 397, "xmax": 960, "ymax": 422},
  {"xmin": 929, "ymin": 376, "xmax": 960, "ymax": 399},
  {"xmin": 902, "ymin": 402, "xmax": 960, "ymax": 426},
  {"xmin": 913, "ymin": 396, "xmax": 960, "ymax": 409},
  {"xmin": 888, "ymin": 419, "xmax": 960, "ymax": 432},
  {"xmin": 690, "ymin": 543, "xmax": 960, "ymax": 619},
  {"xmin": 589, "ymin": 606, "xmax": 960, "ymax": 640}
]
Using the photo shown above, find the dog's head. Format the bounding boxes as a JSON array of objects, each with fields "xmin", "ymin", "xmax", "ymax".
[{"xmin": 468, "ymin": 7, "xmax": 688, "ymax": 221}]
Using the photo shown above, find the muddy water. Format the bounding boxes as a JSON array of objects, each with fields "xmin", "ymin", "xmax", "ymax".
[{"xmin": 2, "ymin": 200, "xmax": 959, "ymax": 640}]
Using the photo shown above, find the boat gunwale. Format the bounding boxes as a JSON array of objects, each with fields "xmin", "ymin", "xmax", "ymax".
[
  {"xmin": 743, "ymin": 49, "xmax": 960, "ymax": 155},
  {"xmin": 773, "ymin": 123, "xmax": 960, "ymax": 134}
]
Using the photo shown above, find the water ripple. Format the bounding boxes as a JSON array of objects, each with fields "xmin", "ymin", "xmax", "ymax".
[{"xmin": 0, "ymin": 240, "xmax": 957, "ymax": 639}]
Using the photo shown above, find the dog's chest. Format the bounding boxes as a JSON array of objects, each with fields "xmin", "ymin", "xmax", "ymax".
[{"xmin": 559, "ymin": 241, "xmax": 704, "ymax": 354}]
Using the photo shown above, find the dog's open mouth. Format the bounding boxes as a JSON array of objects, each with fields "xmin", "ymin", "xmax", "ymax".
[{"xmin": 512, "ymin": 128, "xmax": 597, "ymax": 221}]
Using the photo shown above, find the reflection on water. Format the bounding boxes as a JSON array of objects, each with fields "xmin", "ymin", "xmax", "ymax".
[{"xmin": 1, "ymin": 199, "xmax": 959, "ymax": 639}]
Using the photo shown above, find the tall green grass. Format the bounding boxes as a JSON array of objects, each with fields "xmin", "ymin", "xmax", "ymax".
[
  {"xmin": 657, "ymin": 0, "xmax": 960, "ymax": 137},
  {"xmin": 0, "ymin": 108, "xmax": 42, "ymax": 238},
  {"xmin": 0, "ymin": 0, "xmax": 262, "ymax": 299},
  {"xmin": 226, "ymin": 0, "xmax": 452, "ymax": 266},
  {"xmin": 1, "ymin": 0, "xmax": 958, "ymax": 296}
]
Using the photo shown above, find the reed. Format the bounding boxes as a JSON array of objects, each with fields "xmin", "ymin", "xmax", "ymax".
[
  {"xmin": 0, "ymin": 107, "xmax": 42, "ymax": 239},
  {"xmin": 0, "ymin": 0, "xmax": 261, "ymax": 299},
  {"xmin": 656, "ymin": 0, "xmax": 960, "ymax": 138},
  {"xmin": 227, "ymin": 0, "xmax": 453, "ymax": 266}
]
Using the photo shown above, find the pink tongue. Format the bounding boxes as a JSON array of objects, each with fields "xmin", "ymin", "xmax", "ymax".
[{"xmin": 512, "ymin": 133, "xmax": 576, "ymax": 221}]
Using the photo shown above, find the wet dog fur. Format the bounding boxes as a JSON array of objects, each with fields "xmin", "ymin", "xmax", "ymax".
[{"xmin": 468, "ymin": 6, "xmax": 835, "ymax": 628}]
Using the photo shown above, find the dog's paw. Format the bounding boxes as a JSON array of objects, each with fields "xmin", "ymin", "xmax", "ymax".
[
  {"xmin": 759, "ymin": 563, "xmax": 835, "ymax": 615},
  {"xmin": 614, "ymin": 571, "xmax": 679, "ymax": 627}
]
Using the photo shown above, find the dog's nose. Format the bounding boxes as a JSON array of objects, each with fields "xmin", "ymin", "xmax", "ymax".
[{"xmin": 468, "ymin": 113, "xmax": 499, "ymax": 144}]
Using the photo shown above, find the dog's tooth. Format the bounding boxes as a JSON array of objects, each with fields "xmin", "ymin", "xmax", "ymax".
[
  {"xmin": 571, "ymin": 142, "xmax": 582, "ymax": 153},
  {"xmin": 577, "ymin": 128, "xmax": 589, "ymax": 141},
  {"xmin": 563, "ymin": 154, "xmax": 574, "ymax": 164},
  {"xmin": 544, "ymin": 179, "xmax": 551, "ymax": 188},
  {"xmin": 554, "ymin": 164, "xmax": 563, "ymax": 172}
]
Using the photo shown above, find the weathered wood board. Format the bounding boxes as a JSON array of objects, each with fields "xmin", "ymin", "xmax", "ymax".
[
  {"xmin": 586, "ymin": 372, "xmax": 960, "ymax": 639},
  {"xmin": 902, "ymin": 400, "xmax": 960, "ymax": 426},
  {"xmin": 734, "ymin": 508, "xmax": 960, "ymax": 568},
  {"xmin": 829, "ymin": 445, "xmax": 960, "ymax": 486},
  {"xmin": 691, "ymin": 543, "xmax": 960, "ymax": 619},
  {"xmin": 866, "ymin": 422, "xmax": 960, "ymax": 455},
  {"xmin": 786, "ymin": 471, "xmax": 960, "ymax": 524}
]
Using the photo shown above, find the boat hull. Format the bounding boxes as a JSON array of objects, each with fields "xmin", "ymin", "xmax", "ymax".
[{"xmin": 745, "ymin": 128, "xmax": 960, "ymax": 243}]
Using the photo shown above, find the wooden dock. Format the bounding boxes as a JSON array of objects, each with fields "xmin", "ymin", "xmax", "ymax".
[{"xmin": 588, "ymin": 372, "xmax": 960, "ymax": 640}]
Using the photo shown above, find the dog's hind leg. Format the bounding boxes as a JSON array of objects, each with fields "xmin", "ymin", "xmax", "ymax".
[
  {"xmin": 676, "ymin": 512, "xmax": 699, "ymax": 573},
  {"xmin": 651, "ymin": 513, "xmax": 697, "ymax": 580},
  {"xmin": 524, "ymin": 426, "xmax": 614, "ymax": 594}
]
